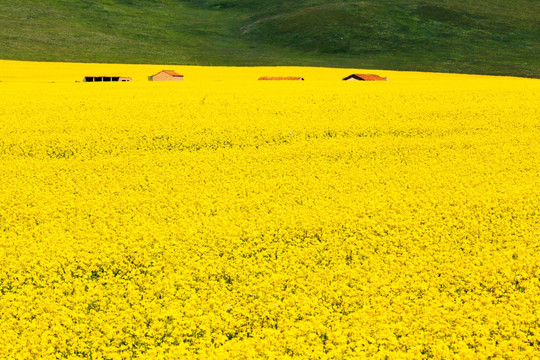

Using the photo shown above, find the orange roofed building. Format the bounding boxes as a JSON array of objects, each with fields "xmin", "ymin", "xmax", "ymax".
[
  {"xmin": 258, "ymin": 76, "xmax": 304, "ymax": 81},
  {"xmin": 343, "ymin": 74, "xmax": 388, "ymax": 81},
  {"xmin": 149, "ymin": 70, "xmax": 184, "ymax": 81}
]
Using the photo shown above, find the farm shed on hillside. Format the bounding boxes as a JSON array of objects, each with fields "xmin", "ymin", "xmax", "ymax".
[
  {"xmin": 83, "ymin": 76, "xmax": 132, "ymax": 82},
  {"xmin": 343, "ymin": 74, "xmax": 388, "ymax": 81},
  {"xmin": 148, "ymin": 70, "xmax": 184, "ymax": 81},
  {"xmin": 258, "ymin": 76, "xmax": 304, "ymax": 81}
]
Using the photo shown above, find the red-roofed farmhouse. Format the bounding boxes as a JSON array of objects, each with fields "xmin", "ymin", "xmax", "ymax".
[
  {"xmin": 343, "ymin": 74, "xmax": 388, "ymax": 81},
  {"xmin": 149, "ymin": 70, "xmax": 184, "ymax": 81}
]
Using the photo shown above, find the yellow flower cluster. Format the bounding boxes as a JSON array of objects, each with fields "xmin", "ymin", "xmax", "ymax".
[{"xmin": 0, "ymin": 60, "xmax": 539, "ymax": 359}]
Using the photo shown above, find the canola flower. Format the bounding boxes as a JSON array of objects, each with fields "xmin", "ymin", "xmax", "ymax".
[{"xmin": 0, "ymin": 60, "xmax": 539, "ymax": 359}]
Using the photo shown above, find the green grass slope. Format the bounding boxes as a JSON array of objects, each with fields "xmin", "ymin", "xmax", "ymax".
[{"xmin": 0, "ymin": 0, "xmax": 538, "ymax": 77}]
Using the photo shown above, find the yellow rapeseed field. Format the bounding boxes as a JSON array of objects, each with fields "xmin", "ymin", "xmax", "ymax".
[{"xmin": 0, "ymin": 60, "xmax": 539, "ymax": 359}]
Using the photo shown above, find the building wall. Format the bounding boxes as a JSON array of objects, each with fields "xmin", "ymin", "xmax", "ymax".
[{"xmin": 152, "ymin": 72, "xmax": 183, "ymax": 81}]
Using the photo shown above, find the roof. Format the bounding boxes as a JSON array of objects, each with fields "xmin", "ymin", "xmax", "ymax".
[
  {"xmin": 84, "ymin": 76, "xmax": 130, "ymax": 78},
  {"xmin": 343, "ymin": 74, "xmax": 387, "ymax": 81},
  {"xmin": 258, "ymin": 76, "xmax": 304, "ymax": 81},
  {"xmin": 152, "ymin": 70, "xmax": 183, "ymax": 77}
]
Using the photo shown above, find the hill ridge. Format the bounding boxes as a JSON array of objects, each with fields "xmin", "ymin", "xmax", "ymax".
[{"xmin": 0, "ymin": 0, "xmax": 538, "ymax": 77}]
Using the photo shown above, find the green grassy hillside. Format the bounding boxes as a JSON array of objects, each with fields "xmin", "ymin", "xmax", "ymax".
[{"xmin": 0, "ymin": 0, "xmax": 538, "ymax": 77}]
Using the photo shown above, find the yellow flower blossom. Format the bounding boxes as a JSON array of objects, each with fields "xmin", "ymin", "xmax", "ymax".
[{"xmin": 0, "ymin": 60, "xmax": 539, "ymax": 358}]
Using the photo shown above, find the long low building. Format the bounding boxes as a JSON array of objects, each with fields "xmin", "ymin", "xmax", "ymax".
[
  {"xmin": 258, "ymin": 76, "xmax": 304, "ymax": 81},
  {"xmin": 83, "ymin": 76, "xmax": 132, "ymax": 82}
]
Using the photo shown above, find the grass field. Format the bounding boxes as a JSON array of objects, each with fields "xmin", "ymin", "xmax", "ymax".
[
  {"xmin": 0, "ymin": 0, "xmax": 538, "ymax": 77},
  {"xmin": 0, "ymin": 60, "xmax": 539, "ymax": 358}
]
